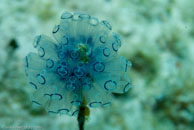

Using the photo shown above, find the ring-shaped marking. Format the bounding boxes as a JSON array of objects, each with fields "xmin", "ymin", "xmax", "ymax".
[
  {"xmin": 82, "ymin": 83, "xmax": 91, "ymax": 90},
  {"xmin": 38, "ymin": 47, "xmax": 45, "ymax": 57},
  {"xmin": 29, "ymin": 82, "xmax": 37, "ymax": 89},
  {"xmin": 57, "ymin": 66, "xmax": 68, "ymax": 77},
  {"xmin": 66, "ymin": 83, "xmax": 76, "ymax": 91},
  {"xmin": 102, "ymin": 102, "xmax": 111, "ymax": 107},
  {"xmin": 46, "ymin": 59, "xmax": 54, "ymax": 68},
  {"xmin": 36, "ymin": 74, "xmax": 46, "ymax": 85},
  {"xmin": 89, "ymin": 101, "xmax": 102, "ymax": 107},
  {"xmin": 88, "ymin": 17, "xmax": 99, "ymax": 26},
  {"xmin": 103, "ymin": 48, "xmax": 110, "ymax": 57},
  {"xmin": 48, "ymin": 111, "xmax": 58, "ymax": 114},
  {"xmin": 104, "ymin": 80, "xmax": 117, "ymax": 91},
  {"xmin": 72, "ymin": 110, "xmax": 79, "ymax": 116},
  {"xmin": 61, "ymin": 12, "xmax": 73, "ymax": 19},
  {"xmin": 74, "ymin": 67, "xmax": 85, "ymax": 77},
  {"xmin": 25, "ymin": 56, "xmax": 29, "ymax": 67},
  {"xmin": 93, "ymin": 62, "xmax": 105, "ymax": 72},
  {"xmin": 33, "ymin": 35, "xmax": 41, "ymax": 48},
  {"xmin": 70, "ymin": 51, "xmax": 80, "ymax": 59},
  {"xmin": 32, "ymin": 101, "xmax": 42, "ymax": 106},
  {"xmin": 58, "ymin": 109, "xmax": 69, "ymax": 114},
  {"xmin": 102, "ymin": 20, "xmax": 112, "ymax": 30},
  {"xmin": 52, "ymin": 93, "xmax": 63, "ymax": 100},
  {"xmin": 99, "ymin": 35, "xmax": 106, "ymax": 43},
  {"xmin": 79, "ymin": 13, "xmax": 90, "ymax": 19},
  {"xmin": 53, "ymin": 25, "xmax": 60, "ymax": 34},
  {"xmin": 112, "ymin": 42, "xmax": 119, "ymax": 52},
  {"xmin": 123, "ymin": 82, "xmax": 131, "ymax": 93},
  {"xmin": 61, "ymin": 36, "xmax": 68, "ymax": 45},
  {"xmin": 58, "ymin": 51, "xmax": 66, "ymax": 59},
  {"xmin": 71, "ymin": 101, "xmax": 81, "ymax": 106}
]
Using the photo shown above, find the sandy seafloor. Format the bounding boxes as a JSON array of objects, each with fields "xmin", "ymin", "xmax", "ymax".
[{"xmin": 0, "ymin": 0, "xmax": 194, "ymax": 130}]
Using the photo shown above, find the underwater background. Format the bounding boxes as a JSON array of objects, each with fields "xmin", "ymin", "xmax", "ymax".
[{"xmin": 0, "ymin": 0, "xmax": 194, "ymax": 130}]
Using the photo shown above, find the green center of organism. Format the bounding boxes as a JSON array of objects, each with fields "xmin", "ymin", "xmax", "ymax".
[{"xmin": 78, "ymin": 43, "xmax": 90, "ymax": 63}]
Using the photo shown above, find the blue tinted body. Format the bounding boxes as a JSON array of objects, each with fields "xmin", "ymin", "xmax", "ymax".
[{"xmin": 25, "ymin": 12, "xmax": 132, "ymax": 116}]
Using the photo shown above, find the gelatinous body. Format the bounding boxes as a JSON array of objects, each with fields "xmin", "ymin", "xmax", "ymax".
[{"xmin": 25, "ymin": 11, "xmax": 132, "ymax": 116}]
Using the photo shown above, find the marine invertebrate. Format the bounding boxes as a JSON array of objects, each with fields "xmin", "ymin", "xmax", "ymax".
[{"xmin": 25, "ymin": 11, "xmax": 132, "ymax": 116}]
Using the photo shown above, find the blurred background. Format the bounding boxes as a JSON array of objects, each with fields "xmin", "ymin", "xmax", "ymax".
[{"xmin": 0, "ymin": 0, "xmax": 194, "ymax": 130}]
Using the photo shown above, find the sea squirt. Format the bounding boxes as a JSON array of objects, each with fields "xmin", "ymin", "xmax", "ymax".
[{"xmin": 25, "ymin": 11, "xmax": 132, "ymax": 116}]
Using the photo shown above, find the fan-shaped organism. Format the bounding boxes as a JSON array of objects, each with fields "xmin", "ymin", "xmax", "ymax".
[{"xmin": 25, "ymin": 11, "xmax": 132, "ymax": 116}]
